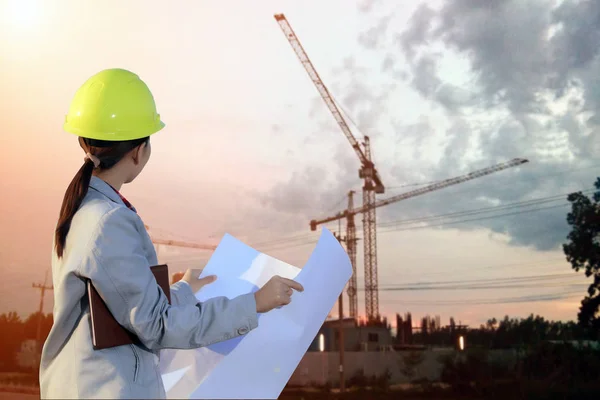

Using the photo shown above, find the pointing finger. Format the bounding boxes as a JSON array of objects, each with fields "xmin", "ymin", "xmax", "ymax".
[
  {"xmin": 279, "ymin": 277, "xmax": 304, "ymax": 292},
  {"xmin": 191, "ymin": 268, "xmax": 206, "ymax": 278},
  {"xmin": 199, "ymin": 275, "xmax": 217, "ymax": 284}
]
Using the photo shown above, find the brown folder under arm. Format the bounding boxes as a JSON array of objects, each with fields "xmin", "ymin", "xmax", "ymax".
[{"xmin": 88, "ymin": 264, "xmax": 171, "ymax": 350}]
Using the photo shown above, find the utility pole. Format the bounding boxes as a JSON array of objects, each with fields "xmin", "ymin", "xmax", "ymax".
[
  {"xmin": 32, "ymin": 270, "xmax": 53, "ymax": 365},
  {"xmin": 333, "ymin": 231, "xmax": 345, "ymax": 393}
]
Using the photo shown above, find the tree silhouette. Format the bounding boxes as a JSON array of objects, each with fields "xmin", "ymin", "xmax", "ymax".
[
  {"xmin": 563, "ymin": 177, "xmax": 600, "ymax": 333},
  {"xmin": 0, "ymin": 312, "xmax": 25, "ymax": 371}
]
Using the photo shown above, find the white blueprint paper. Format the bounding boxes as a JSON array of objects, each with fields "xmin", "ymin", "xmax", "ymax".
[{"xmin": 159, "ymin": 228, "xmax": 352, "ymax": 399}]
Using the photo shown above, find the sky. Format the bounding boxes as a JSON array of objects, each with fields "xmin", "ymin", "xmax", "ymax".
[{"xmin": 1, "ymin": 0, "xmax": 599, "ymax": 328}]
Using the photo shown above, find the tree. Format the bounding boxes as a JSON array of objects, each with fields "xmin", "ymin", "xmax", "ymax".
[
  {"xmin": 563, "ymin": 177, "xmax": 600, "ymax": 332},
  {"xmin": 0, "ymin": 312, "xmax": 25, "ymax": 371}
]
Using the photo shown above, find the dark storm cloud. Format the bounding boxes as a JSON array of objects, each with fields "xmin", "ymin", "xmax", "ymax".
[
  {"xmin": 382, "ymin": 0, "xmax": 600, "ymax": 251},
  {"xmin": 397, "ymin": 3, "xmax": 436, "ymax": 61},
  {"xmin": 262, "ymin": 0, "xmax": 600, "ymax": 252},
  {"xmin": 401, "ymin": 0, "xmax": 557, "ymax": 114}
]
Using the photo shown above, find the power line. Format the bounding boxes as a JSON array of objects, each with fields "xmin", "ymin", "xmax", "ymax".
[
  {"xmin": 257, "ymin": 203, "xmax": 563, "ymax": 251},
  {"xmin": 375, "ymin": 283, "xmax": 587, "ymax": 291},
  {"xmin": 142, "ymin": 184, "xmax": 598, "ymax": 256},
  {"xmin": 377, "ymin": 272, "xmax": 578, "ymax": 287},
  {"xmin": 378, "ymin": 203, "xmax": 570, "ymax": 234},
  {"xmin": 399, "ymin": 257, "xmax": 570, "ymax": 279},
  {"xmin": 385, "ymin": 291, "xmax": 583, "ymax": 306},
  {"xmin": 386, "ymin": 163, "xmax": 600, "ymax": 194},
  {"xmin": 377, "ymin": 188, "xmax": 596, "ymax": 228},
  {"xmin": 140, "ymin": 165, "xmax": 599, "ymax": 252},
  {"xmin": 255, "ymin": 199, "xmax": 573, "ymax": 251},
  {"xmin": 255, "ymin": 186, "xmax": 596, "ymax": 251}
]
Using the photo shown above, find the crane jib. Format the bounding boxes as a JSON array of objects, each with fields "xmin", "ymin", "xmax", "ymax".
[{"xmin": 312, "ymin": 158, "xmax": 529, "ymax": 225}]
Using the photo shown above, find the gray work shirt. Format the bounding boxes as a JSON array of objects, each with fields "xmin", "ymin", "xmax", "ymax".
[{"xmin": 40, "ymin": 176, "xmax": 258, "ymax": 399}]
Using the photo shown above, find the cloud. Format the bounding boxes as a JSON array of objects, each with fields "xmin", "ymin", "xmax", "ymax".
[
  {"xmin": 397, "ymin": 3, "xmax": 436, "ymax": 61},
  {"xmin": 357, "ymin": 0, "xmax": 384, "ymax": 14},
  {"xmin": 261, "ymin": 0, "xmax": 600, "ymax": 253},
  {"xmin": 387, "ymin": 0, "xmax": 600, "ymax": 249},
  {"xmin": 358, "ymin": 14, "xmax": 392, "ymax": 50}
]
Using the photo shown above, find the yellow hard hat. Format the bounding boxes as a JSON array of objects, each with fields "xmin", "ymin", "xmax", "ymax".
[{"xmin": 64, "ymin": 68, "xmax": 165, "ymax": 141}]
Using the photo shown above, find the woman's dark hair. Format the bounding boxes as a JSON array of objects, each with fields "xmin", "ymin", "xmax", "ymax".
[{"xmin": 54, "ymin": 136, "xmax": 149, "ymax": 258}]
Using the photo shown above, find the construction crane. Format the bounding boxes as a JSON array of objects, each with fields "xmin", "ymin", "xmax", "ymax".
[
  {"xmin": 144, "ymin": 224, "xmax": 217, "ymax": 252},
  {"xmin": 144, "ymin": 225, "xmax": 216, "ymax": 282},
  {"xmin": 273, "ymin": 14, "xmax": 530, "ymax": 319},
  {"xmin": 311, "ymin": 158, "xmax": 529, "ymax": 320},
  {"xmin": 274, "ymin": 13, "xmax": 385, "ymax": 320}
]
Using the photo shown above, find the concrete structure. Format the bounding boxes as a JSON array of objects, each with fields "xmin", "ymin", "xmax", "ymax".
[
  {"xmin": 289, "ymin": 349, "xmax": 518, "ymax": 387},
  {"xmin": 307, "ymin": 318, "xmax": 394, "ymax": 352}
]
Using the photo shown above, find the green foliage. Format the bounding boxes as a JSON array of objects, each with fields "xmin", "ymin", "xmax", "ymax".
[
  {"xmin": 563, "ymin": 177, "xmax": 600, "ymax": 332},
  {"xmin": 521, "ymin": 342, "xmax": 600, "ymax": 381},
  {"xmin": 518, "ymin": 342, "xmax": 600, "ymax": 399},
  {"xmin": 347, "ymin": 368, "xmax": 368, "ymax": 388},
  {"xmin": 0, "ymin": 312, "xmax": 53, "ymax": 372},
  {"xmin": 0, "ymin": 372, "xmax": 38, "ymax": 387},
  {"xmin": 439, "ymin": 348, "xmax": 512, "ymax": 396},
  {"xmin": 0, "ymin": 312, "xmax": 24, "ymax": 371},
  {"xmin": 438, "ymin": 343, "xmax": 600, "ymax": 399},
  {"xmin": 345, "ymin": 368, "xmax": 391, "ymax": 392},
  {"xmin": 413, "ymin": 313, "xmax": 590, "ymax": 349},
  {"xmin": 371, "ymin": 368, "xmax": 391, "ymax": 392}
]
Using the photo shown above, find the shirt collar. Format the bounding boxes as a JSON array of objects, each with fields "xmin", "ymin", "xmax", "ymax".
[{"xmin": 89, "ymin": 176, "xmax": 137, "ymax": 213}]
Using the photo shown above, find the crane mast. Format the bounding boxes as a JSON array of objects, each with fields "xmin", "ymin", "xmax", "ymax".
[
  {"xmin": 345, "ymin": 190, "xmax": 358, "ymax": 318},
  {"xmin": 361, "ymin": 137, "xmax": 379, "ymax": 319},
  {"xmin": 274, "ymin": 13, "xmax": 530, "ymax": 320},
  {"xmin": 274, "ymin": 13, "xmax": 384, "ymax": 320},
  {"xmin": 273, "ymin": 14, "xmax": 384, "ymax": 192},
  {"xmin": 310, "ymin": 158, "xmax": 529, "ymax": 319}
]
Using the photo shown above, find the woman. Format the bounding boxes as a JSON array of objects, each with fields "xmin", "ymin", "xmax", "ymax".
[{"xmin": 39, "ymin": 68, "xmax": 303, "ymax": 399}]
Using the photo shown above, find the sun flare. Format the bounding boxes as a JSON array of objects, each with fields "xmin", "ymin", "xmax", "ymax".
[{"xmin": 4, "ymin": 0, "xmax": 41, "ymax": 31}]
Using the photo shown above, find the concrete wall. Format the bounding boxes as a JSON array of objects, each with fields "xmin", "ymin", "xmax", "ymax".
[
  {"xmin": 289, "ymin": 349, "xmax": 517, "ymax": 386},
  {"xmin": 307, "ymin": 324, "xmax": 395, "ymax": 352}
]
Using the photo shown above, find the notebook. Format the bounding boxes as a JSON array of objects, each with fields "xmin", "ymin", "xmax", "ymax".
[{"xmin": 88, "ymin": 264, "xmax": 171, "ymax": 350}]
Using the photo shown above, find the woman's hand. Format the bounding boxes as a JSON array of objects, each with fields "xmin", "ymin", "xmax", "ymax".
[
  {"xmin": 254, "ymin": 275, "xmax": 304, "ymax": 313},
  {"xmin": 180, "ymin": 268, "xmax": 217, "ymax": 294}
]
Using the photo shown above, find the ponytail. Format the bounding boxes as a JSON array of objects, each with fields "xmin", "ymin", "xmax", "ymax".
[
  {"xmin": 54, "ymin": 159, "xmax": 95, "ymax": 258},
  {"xmin": 54, "ymin": 136, "xmax": 150, "ymax": 258}
]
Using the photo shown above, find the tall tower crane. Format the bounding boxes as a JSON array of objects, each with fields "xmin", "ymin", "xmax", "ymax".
[
  {"xmin": 311, "ymin": 158, "xmax": 529, "ymax": 319},
  {"xmin": 273, "ymin": 14, "xmax": 530, "ymax": 319},
  {"xmin": 274, "ymin": 13, "xmax": 385, "ymax": 320}
]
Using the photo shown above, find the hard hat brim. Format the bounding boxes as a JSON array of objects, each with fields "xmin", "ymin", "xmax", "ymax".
[{"xmin": 64, "ymin": 121, "xmax": 165, "ymax": 142}]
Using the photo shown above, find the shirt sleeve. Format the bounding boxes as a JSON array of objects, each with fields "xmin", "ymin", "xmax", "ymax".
[
  {"xmin": 170, "ymin": 280, "xmax": 199, "ymax": 306},
  {"xmin": 81, "ymin": 206, "xmax": 258, "ymax": 350}
]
